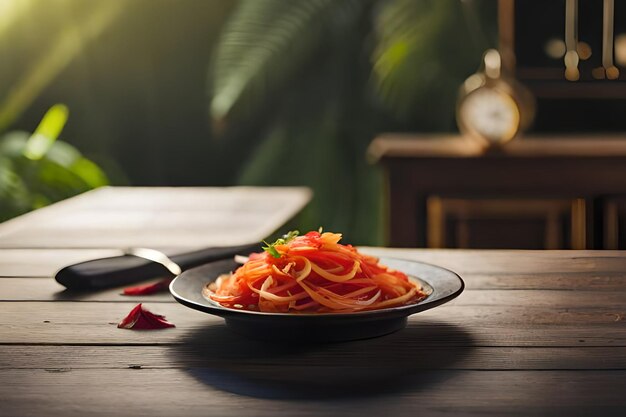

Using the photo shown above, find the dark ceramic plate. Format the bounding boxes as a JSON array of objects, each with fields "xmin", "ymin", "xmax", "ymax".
[{"xmin": 170, "ymin": 257, "xmax": 464, "ymax": 342}]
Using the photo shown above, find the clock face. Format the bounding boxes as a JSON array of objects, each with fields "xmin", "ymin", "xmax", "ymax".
[{"xmin": 459, "ymin": 87, "xmax": 521, "ymax": 144}]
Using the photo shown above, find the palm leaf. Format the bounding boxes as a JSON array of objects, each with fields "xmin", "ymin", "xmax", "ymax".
[
  {"xmin": 370, "ymin": 0, "xmax": 496, "ymax": 127},
  {"xmin": 235, "ymin": 11, "xmax": 383, "ymax": 245},
  {"xmin": 208, "ymin": 0, "xmax": 365, "ymax": 131}
]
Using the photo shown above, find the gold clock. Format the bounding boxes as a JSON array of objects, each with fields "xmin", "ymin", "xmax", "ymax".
[{"xmin": 457, "ymin": 49, "xmax": 535, "ymax": 148}]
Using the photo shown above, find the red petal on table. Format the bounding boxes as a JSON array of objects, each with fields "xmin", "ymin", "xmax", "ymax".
[
  {"xmin": 117, "ymin": 303, "xmax": 175, "ymax": 330},
  {"xmin": 122, "ymin": 279, "xmax": 172, "ymax": 296}
]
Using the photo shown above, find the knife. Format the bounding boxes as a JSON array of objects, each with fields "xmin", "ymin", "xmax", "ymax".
[{"xmin": 55, "ymin": 242, "xmax": 261, "ymax": 290}]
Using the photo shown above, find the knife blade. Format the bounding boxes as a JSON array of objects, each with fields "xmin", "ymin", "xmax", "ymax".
[{"xmin": 55, "ymin": 242, "xmax": 261, "ymax": 290}]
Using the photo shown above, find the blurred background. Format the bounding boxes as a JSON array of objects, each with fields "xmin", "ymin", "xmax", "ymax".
[
  {"xmin": 2, "ymin": 0, "xmax": 626, "ymax": 249},
  {"xmin": 0, "ymin": 0, "xmax": 498, "ymax": 245}
]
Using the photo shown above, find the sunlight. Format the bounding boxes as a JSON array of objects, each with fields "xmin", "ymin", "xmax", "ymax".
[
  {"xmin": 0, "ymin": 0, "xmax": 126, "ymax": 131},
  {"xmin": 0, "ymin": 0, "xmax": 32, "ymax": 34}
]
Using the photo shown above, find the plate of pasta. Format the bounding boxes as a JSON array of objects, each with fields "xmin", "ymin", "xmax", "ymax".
[{"xmin": 170, "ymin": 230, "xmax": 464, "ymax": 342}]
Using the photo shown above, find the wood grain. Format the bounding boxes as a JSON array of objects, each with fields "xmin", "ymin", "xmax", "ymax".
[
  {"xmin": 368, "ymin": 134, "xmax": 626, "ymax": 160},
  {"xmin": 0, "ymin": 187, "xmax": 312, "ymax": 249},
  {"xmin": 1, "ymin": 246, "xmax": 624, "ymax": 278},
  {"xmin": 361, "ymin": 247, "xmax": 626, "ymax": 274},
  {"xmin": 0, "ymin": 249, "xmax": 123, "ymax": 277},
  {"xmin": 458, "ymin": 272, "xmax": 626, "ymax": 290},
  {"xmin": 2, "ymin": 189, "xmax": 626, "ymax": 416},
  {"xmin": 3, "ymin": 277, "xmax": 626, "ymax": 308},
  {"xmin": 0, "ymin": 277, "xmax": 173, "ymax": 302},
  {"xmin": 0, "ymin": 301, "xmax": 624, "ymax": 346},
  {"xmin": 1, "ymin": 368, "xmax": 625, "ymax": 417},
  {"xmin": 2, "ymin": 344, "xmax": 626, "ymax": 370}
]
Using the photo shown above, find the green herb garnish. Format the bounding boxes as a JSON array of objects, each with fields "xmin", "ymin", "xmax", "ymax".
[{"xmin": 262, "ymin": 230, "xmax": 299, "ymax": 258}]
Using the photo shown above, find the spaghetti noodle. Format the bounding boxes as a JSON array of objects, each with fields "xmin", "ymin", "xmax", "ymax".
[{"xmin": 206, "ymin": 231, "xmax": 427, "ymax": 313}]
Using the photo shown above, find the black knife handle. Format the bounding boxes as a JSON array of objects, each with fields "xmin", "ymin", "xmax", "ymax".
[
  {"xmin": 171, "ymin": 242, "xmax": 261, "ymax": 270},
  {"xmin": 55, "ymin": 255, "xmax": 170, "ymax": 290},
  {"xmin": 55, "ymin": 242, "xmax": 262, "ymax": 290}
]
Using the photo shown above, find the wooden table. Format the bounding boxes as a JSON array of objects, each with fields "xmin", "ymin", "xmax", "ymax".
[{"xmin": 1, "ymin": 187, "xmax": 626, "ymax": 416}]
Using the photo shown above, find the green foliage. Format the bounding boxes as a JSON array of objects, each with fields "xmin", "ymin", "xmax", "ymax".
[
  {"xmin": 0, "ymin": 105, "xmax": 109, "ymax": 222},
  {"xmin": 208, "ymin": 0, "xmax": 366, "ymax": 128},
  {"xmin": 371, "ymin": 0, "xmax": 493, "ymax": 126},
  {"xmin": 208, "ymin": 0, "xmax": 496, "ymax": 245}
]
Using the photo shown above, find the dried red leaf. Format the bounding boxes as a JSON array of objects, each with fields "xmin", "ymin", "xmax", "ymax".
[
  {"xmin": 117, "ymin": 303, "xmax": 175, "ymax": 330},
  {"xmin": 122, "ymin": 279, "xmax": 172, "ymax": 296}
]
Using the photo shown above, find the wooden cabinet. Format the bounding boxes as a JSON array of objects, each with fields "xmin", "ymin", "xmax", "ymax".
[
  {"xmin": 426, "ymin": 196, "xmax": 585, "ymax": 249},
  {"xmin": 369, "ymin": 134, "xmax": 626, "ymax": 249},
  {"xmin": 603, "ymin": 196, "xmax": 626, "ymax": 249}
]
